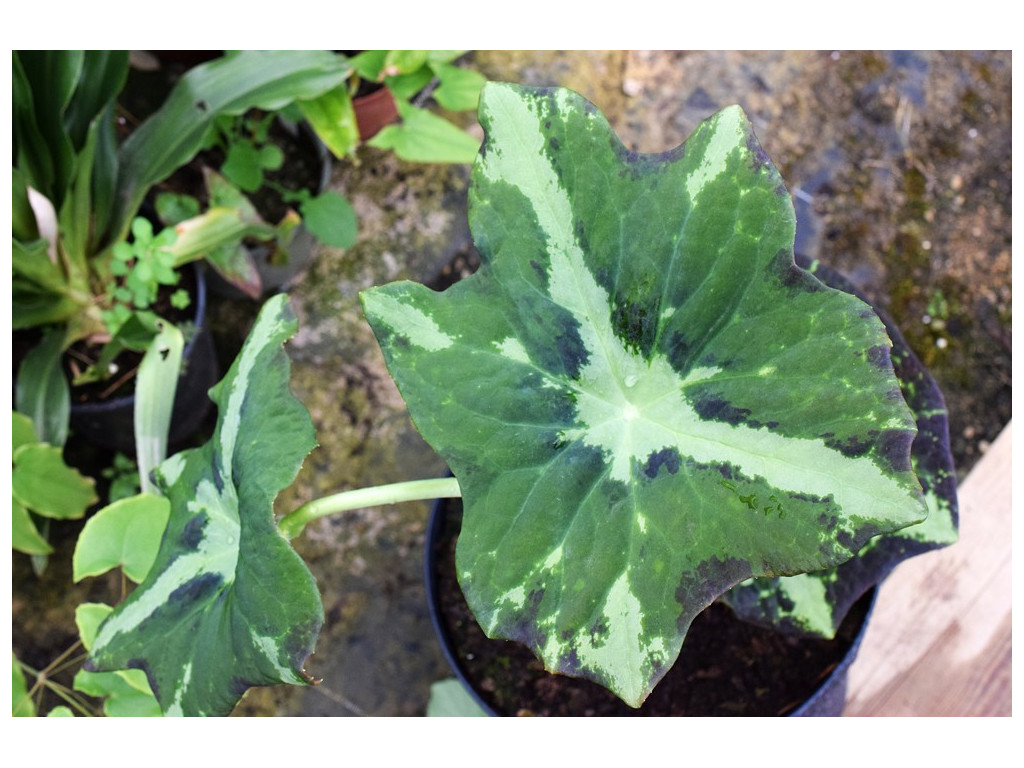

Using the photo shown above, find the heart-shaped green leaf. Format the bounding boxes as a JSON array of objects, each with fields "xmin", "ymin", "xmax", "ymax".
[
  {"xmin": 367, "ymin": 101, "xmax": 479, "ymax": 164},
  {"xmin": 73, "ymin": 667, "xmax": 162, "ymax": 717},
  {"xmin": 72, "ymin": 494, "xmax": 170, "ymax": 584},
  {"xmin": 85, "ymin": 295, "xmax": 322, "ymax": 716},
  {"xmin": 12, "ymin": 410, "xmax": 91, "ymax": 557},
  {"xmin": 12, "ymin": 411, "xmax": 37, "ymax": 452},
  {"xmin": 13, "ymin": 443, "xmax": 97, "ymax": 519},
  {"xmin": 299, "ymin": 190, "xmax": 358, "ymax": 248},
  {"xmin": 363, "ymin": 83, "xmax": 928, "ymax": 707},
  {"xmin": 427, "ymin": 679, "xmax": 489, "ymax": 717},
  {"xmin": 430, "ymin": 63, "xmax": 486, "ymax": 112},
  {"xmin": 13, "ymin": 498, "xmax": 52, "ymax": 556},
  {"xmin": 221, "ymin": 139, "xmax": 265, "ymax": 192}
]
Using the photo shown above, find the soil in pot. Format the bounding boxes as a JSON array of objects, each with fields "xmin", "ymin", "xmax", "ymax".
[
  {"xmin": 154, "ymin": 113, "xmax": 330, "ymax": 297},
  {"xmin": 152, "ymin": 114, "xmax": 327, "ymax": 225},
  {"xmin": 429, "ymin": 497, "xmax": 872, "ymax": 717}
]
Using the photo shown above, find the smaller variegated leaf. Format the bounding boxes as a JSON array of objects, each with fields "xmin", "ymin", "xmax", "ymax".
[{"xmin": 85, "ymin": 295, "xmax": 322, "ymax": 716}]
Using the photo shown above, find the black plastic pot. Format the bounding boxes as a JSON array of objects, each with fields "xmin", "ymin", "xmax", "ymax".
[
  {"xmin": 425, "ymin": 495, "xmax": 875, "ymax": 717},
  {"xmin": 69, "ymin": 263, "xmax": 219, "ymax": 453},
  {"xmin": 421, "ymin": 254, "xmax": 953, "ymax": 717}
]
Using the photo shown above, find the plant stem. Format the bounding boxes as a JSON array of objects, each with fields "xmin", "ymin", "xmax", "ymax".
[{"xmin": 278, "ymin": 477, "xmax": 461, "ymax": 540}]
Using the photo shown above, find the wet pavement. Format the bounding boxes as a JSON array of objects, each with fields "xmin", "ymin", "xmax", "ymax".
[{"xmin": 12, "ymin": 51, "xmax": 1011, "ymax": 717}]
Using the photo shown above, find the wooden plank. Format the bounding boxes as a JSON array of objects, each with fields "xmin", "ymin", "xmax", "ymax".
[{"xmin": 844, "ymin": 421, "xmax": 1012, "ymax": 716}]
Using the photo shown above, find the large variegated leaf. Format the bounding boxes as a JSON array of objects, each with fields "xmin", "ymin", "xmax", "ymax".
[
  {"xmin": 85, "ymin": 295, "xmax": 322, "ymax": 716},
  {"xmin": 363, "ymin": 83, "xmax": 928, "ymax": 707},
  {"xmin": 720, "ymin": 257, "xmax": 958, "ymax": 637}
]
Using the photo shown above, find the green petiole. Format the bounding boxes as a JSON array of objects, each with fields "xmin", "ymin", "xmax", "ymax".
[{"xmin": 277, "ymin": 476, "xmax": 462, "ymax": 539}]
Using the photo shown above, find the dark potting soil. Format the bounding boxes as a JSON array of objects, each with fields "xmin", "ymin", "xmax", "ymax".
[
  {"xmin": 431, "ymin": 498, "xmax": 870, "ymax": 717},
  {"xmin": 153, "ymin": 114, "xmax": 325, "ymax": 229}
]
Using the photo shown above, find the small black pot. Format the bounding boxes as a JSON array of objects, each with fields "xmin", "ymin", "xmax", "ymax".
[
  {"xmin": 421, "ymin": 254, "xmax": 952, "ymax": 716},
  {"xmin": 69, "ymin": 263, "xmax": 219, "ymax": 453},
  {"xmin": 424, "ymin": 496, "xmax": 875, "ymax": 717}
]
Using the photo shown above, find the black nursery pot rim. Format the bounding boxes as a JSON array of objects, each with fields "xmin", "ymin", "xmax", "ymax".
[
  {"xmin": 423, "ymin": 495, "xmax": 877, "ymax": 717},
  {"xmin": 419, "ymin": 253, "xmax": 954, "ymax": 717},
  {"xmin": 70, "ymin": 261, "xmax": 208, "ymax": 415},
  {"xmin": 423, "ymin": 495, "xmax": 492, "ymax": 717},
  {"xmin": 421, "ymin": 251, "xmax": 955, "ymax": 716}
]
